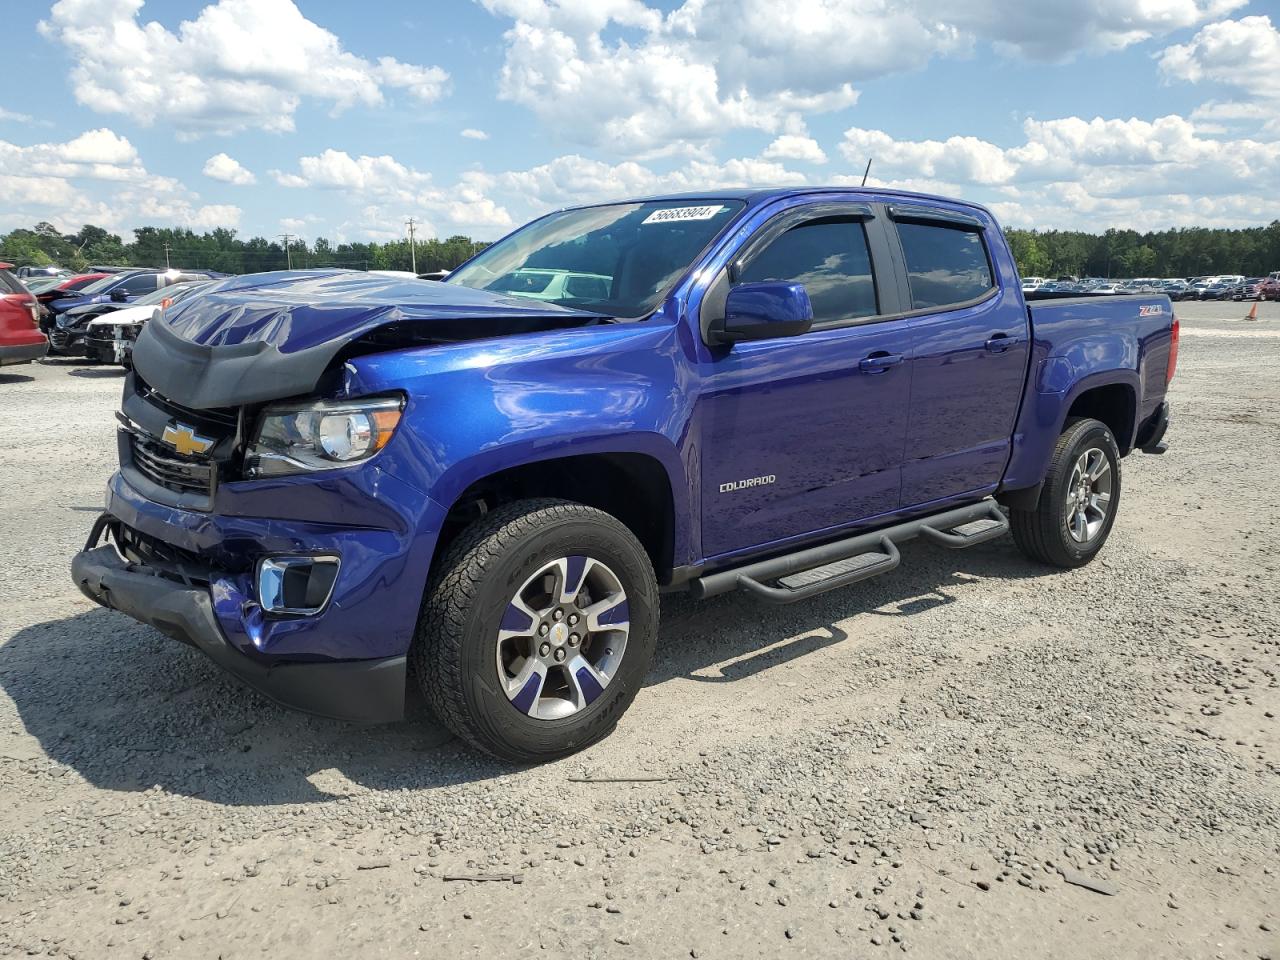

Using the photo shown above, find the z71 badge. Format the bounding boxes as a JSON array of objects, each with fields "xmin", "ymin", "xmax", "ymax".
[{"xmin": 1139, "ymin": 304, "xmax": 1165, "ymax": 317}]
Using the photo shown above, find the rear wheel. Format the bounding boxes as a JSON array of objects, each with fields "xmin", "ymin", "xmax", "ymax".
[
  {"xmin": 1011, "ymin": 418, "xmax": 1121, "ymax": 568},
  {"xmin": 414, "ymin": 498, "xmax": 658, "ymax": 761}
]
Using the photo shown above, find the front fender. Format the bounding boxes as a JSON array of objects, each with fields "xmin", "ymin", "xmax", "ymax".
[{"xmin": 341, "ymin": 323, "xmax": 695, "ymax": 563}]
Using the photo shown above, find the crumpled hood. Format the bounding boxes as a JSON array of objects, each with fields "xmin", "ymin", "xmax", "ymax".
[{"xmin": 131, "ymin": 270, "xmax": 608, "ymax": 410}]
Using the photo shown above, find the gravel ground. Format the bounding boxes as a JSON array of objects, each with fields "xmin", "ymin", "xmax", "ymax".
[{"xmin": 1, "ymin": 299, "xmax": 1277, "ymax": 959}]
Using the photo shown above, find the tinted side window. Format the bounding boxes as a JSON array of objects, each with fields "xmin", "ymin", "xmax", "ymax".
[
  {"xmin": 118, "ymin": 274, "xmax": 159, "ymax": 295},
  {"xmin": 896, "ymin": 222, "xmax": 993, "ymax": 310},
  {"xmin": 738, "ymin": 220, "xmax": 877, "ymax": 324}
]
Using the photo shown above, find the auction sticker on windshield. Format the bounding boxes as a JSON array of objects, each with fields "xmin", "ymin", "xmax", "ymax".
[{"xmin": 642, "ymin": 205, "xmax": 725, "ymax": 225}]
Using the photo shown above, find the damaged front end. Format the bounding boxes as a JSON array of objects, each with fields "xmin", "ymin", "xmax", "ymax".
[{"xmin": 71, "ymin": 269, "xmax": 609, "ymax": 721}]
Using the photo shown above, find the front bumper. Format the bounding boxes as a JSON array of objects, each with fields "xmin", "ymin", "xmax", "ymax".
[
  {"xmin": 69, "ymin": 469, "xmax": 449, "ymax": 723},
  {"xmin": 72, "ymin": 542, "xmax": 407, "ymax": 723}
]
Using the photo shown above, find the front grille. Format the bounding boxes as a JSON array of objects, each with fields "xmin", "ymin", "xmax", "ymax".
[
  {"xmin": 109, "ymin": 519, "xmax": 214, "ymax": 585},
  {"xmin": 135, "ymin": 377, "xmax": 238, "ymax": 430},
  {"xmin": 130, "ymin": 433, "xmax": 217, "ymax": 498}
]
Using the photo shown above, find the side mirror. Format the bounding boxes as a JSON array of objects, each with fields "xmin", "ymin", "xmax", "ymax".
[
  {"xmin": 710, "ymin": 281, "xmax": 814, "ymax": 345},
  {"xmin": 110, "ymin": 289, "xmax": 128, "ymax": 302}
]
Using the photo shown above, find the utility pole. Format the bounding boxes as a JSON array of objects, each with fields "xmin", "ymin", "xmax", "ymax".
[
  {"xmin": 406, "ymin": 218, "xmax": 418, "ymax": 274},
  {"xmin": 277, "ymin": 233, "xmax": 294, "ymax": 270},
  {"xmin": 163, "ymin": 241, "xmax": 171, "ymax": 269}
]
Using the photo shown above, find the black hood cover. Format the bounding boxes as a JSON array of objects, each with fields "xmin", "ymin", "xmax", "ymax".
[{"xmin": 131, "ymin": 270, "xmax": 606, "ymax": 409}]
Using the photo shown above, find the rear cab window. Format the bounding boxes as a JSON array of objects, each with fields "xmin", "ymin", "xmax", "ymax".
[{"xmin": 894, "ymin": 216, "xmax": 994, "ymax": 310}]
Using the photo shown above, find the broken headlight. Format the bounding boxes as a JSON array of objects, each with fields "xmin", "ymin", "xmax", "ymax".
[{"xmin": 244, "ymin": 396, "xmax": 404, "ymax": 478}]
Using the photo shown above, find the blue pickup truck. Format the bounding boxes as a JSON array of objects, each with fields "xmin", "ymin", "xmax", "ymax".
[{"xmin": 72, "ymin": 188, "xmax": 1177, "ymax": 761}]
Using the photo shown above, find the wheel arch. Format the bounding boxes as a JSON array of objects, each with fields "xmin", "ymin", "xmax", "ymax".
[
  {"xmin": 430, "ymin": 450, "xmax": 681, "ymax": 586},
  {"xmin": 1063, "ymin": 376, "xmax": 1139, "ymax": 454}
]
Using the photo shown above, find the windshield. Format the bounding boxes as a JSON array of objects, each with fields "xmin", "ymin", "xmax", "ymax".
[
  {"xmin": 132, "ymin": 282, "xmax": 203, "ymax": 306},
  {"xmin": 447, "ymin": 200, "xmax": 744, "ymax": 317}
]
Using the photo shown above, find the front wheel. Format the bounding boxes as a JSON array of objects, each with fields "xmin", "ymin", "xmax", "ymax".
[
  {"xmin": 414, "ymin": 499, "xmax": 659, "ymax": 762},
  {"xmin": 1010, "ymin": 418, "xmax": 1121, "ymax": 568}
]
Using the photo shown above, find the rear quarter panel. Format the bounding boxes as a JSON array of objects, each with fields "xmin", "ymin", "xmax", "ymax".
[{"xmin": 1002, "ymin": 295, "xmax": 1174, "ymax": 490}]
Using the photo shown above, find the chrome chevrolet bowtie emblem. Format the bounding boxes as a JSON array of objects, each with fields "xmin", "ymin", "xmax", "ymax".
[{"xmin": 161, "ymin": 422, "xmax": 215, "ymax": 456}]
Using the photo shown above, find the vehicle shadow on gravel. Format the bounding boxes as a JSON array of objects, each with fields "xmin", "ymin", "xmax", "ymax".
[
  {"xmin": 2, "ymin": 540, "xmax": 1055, "ymax": 806},
  {"xmin": 66, "ymin": 368, "xmax": 125, "ymax": 379},
  {"xmin": 647, "ymin": 538, "xmax": 1058, "ymax": 686},
  {"xmin": 0, "ymin": 372, "xmax": 35, "ymax": 384}
]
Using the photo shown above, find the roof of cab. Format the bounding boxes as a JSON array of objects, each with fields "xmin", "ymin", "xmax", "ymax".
[{"xmin": 568, "ymin": 185, "xmax": 995, "ymax": 219}]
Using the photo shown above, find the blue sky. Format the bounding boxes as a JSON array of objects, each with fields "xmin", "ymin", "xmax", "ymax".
[{"xmin": 2, "ymin": 0, "xmax": 1278, "ymax": 244}]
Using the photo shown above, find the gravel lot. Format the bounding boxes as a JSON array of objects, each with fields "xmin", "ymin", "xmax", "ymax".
[{"xmin": 1, "ymin": 299, "xmax": 1277, "ymax": 959}]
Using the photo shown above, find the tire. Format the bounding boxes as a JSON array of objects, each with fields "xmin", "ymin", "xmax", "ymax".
[
  {"xmin": 1010, "ymin": 417, "xmax": 1121, "ymax": 568},
  {"xmin": 413, "ymin": 498, "xmax": 659, "ymax": 762}
]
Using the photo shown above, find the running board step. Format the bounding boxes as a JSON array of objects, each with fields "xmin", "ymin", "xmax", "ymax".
[{"xmin": 690, "ymin": 500, "xmax": 1009, "ymax": 605}]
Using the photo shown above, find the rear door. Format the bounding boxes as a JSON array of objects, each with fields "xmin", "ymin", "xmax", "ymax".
[
  {"xmin": 697, "ymin": 202, "xmax": 915, "ymax": 560},
  {"xmin": 888, "ymin": 205, "xmax": 1030, "ymax": 507}
]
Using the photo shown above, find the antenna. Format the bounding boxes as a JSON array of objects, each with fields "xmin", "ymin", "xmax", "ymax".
[{"xmin": 861, "ymin": 157, "xmax": 873, "ymax": 187}]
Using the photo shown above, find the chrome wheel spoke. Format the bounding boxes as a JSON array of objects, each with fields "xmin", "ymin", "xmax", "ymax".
[
  {"xmin": 557, "ymin": 555, "xmax": 591, "ymax": 605},
  {"xmin": 584, "ymin": 592, "xmax": 629, "ymax": 632},
  {"xmin": 1088, "ymin": 455, "xmax": 1110, "ymax": 482},
  {"xmin": 566, "ymin": 655, "xmax": 608, "ymax": 708},
  {"xmin": 507, "ymin": 659, "xmax": 547, "ymax": 715}
]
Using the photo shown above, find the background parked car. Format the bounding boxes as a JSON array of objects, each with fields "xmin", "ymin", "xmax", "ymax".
[
  {"xmin": 42, "ymin": 269, "xmax": 218, "ymax": 353},
  {"xmin": 1258, "ymin": 277, "xmax": 1280, "ymax": 301},
  {"xmin": 1229, "ymin": 278, "xmax": 1264, "ymax": 300},
  {"xmin": 14, "ymin": 265, "xmax": 71, "ymax": 280},
  {"xmin": 82, "ymin": 280, "xmax": 210, "ymax": 365},
  {"xmin": 0, "ymin": 262, "xmax": 49, "ymax": 367}
]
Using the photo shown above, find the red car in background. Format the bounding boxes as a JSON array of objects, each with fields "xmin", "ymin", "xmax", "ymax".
[
  {"xmin": 1259, "ymin": 277, "xmax": 1280, "ymax": 301},
  {"xmin": 0, "ymin": 263, "xmax": 49, "ymax": 366},
  {"xmin": 33, "ymin": 271, "xmax": 110, "ymax": 306}
]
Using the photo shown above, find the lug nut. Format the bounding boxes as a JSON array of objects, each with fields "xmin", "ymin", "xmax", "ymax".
[
  {"xmin": 568, "ymin": 633, "xmax": 580, "ymax": 646},
  {"xmin": 553, "ymin": 648, "xmax": 566, "ymax": 662},
  {"xmin": 539, "ymin": 642, "xmax": 551, "ymax": 657},
  {"xmin": 553, "ymin": 609, "xmax": 564, "ymax": 621},
  {"xmin": 567, "ymin": 613, "xmax": 579, "ymax": 626},
  {"xmin": 538, "ymin": 623, "xmax": 549, "ymax": 637}
]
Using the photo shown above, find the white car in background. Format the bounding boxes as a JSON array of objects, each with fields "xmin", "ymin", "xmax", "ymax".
[{"xmin": 83, "ymin": 281, "xmax": 210, "ymax": 366}]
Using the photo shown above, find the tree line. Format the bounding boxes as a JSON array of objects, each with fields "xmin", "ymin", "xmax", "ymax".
[
  {"xmin": 1004, "ymin": 222, "xmax": 1280, "ymax": 279},
  {"xmin": 4, "ymin": 219, "xmax": 1280, "ymax": 281},
  {"xmin": 0, "ymin": 222, "xmax": 490, "ymax": 275}
]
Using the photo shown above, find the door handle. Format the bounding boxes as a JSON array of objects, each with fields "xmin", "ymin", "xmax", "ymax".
[
  {"xmin": 984, "ymin": 333, "xmax": 1025, "ymax": 353},
  {"xmin": 859, "ymin": 352, "xmax": 904, "ymax": 374}
]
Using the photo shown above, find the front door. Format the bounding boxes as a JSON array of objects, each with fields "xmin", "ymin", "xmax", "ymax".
[{"xmin": 698, "ymin": 208, "xmax": 914, "ymax": 560}]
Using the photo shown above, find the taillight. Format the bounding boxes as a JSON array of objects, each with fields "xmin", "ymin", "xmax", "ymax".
[{"xmin": 1167, "ymin": 315, "xmax": 1179, "ymax": 383}]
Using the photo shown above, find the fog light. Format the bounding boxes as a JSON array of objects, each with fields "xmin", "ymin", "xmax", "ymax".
[{"xmin": 257, "ymin": 555, "xmax": 340, "ymax": 614}]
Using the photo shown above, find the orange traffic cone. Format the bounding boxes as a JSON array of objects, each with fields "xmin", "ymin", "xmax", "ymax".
[{"xmin": 1245, "ymin": 300, "xmax": 1259, "ymax": 321}]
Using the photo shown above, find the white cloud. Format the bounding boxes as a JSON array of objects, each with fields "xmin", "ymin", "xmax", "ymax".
[
  {"xmin": 271, "ymin": 149, "xmax": 514, "ymax": 236},
  {"xmin": 762, "ymin": 135, "xmax": 828, "ymax": 164},
  {"xmin": 461, "ymin": 128, "xmax": 490, "ymax": 140},
  {"xmin": 202, "ymin": 152, "xmax": 256, "ymax": 185},
  {"xmin": 0, "ymin": 128, "xmax": 240, "ymax": 236},
  {"xmin": 1160, "ymin": 16, "xmax": 1280, "ymax": 136},
  {"xmin": 479, "ymin": 0, "xmax": 1241, "ymax": 153},
  {"xmin": 834, "ymin": 113, "xmax": 1280, "ymax": 229},
  {"xmin": 38, "ymin": 0, "xmax": 449, "ymax": 136},
  {"xmin": 1159, "ymin": 15, "xmax": 1280, "ymax": 99},
  {"xmin": 0, "ymin": 108, "xmax": 36, "ymax": 124}
]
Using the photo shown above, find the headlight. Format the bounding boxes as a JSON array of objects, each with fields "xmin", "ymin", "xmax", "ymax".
[{"xmin": 244, "ymin": 396, "xmax": 404, "ymax": 478}]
